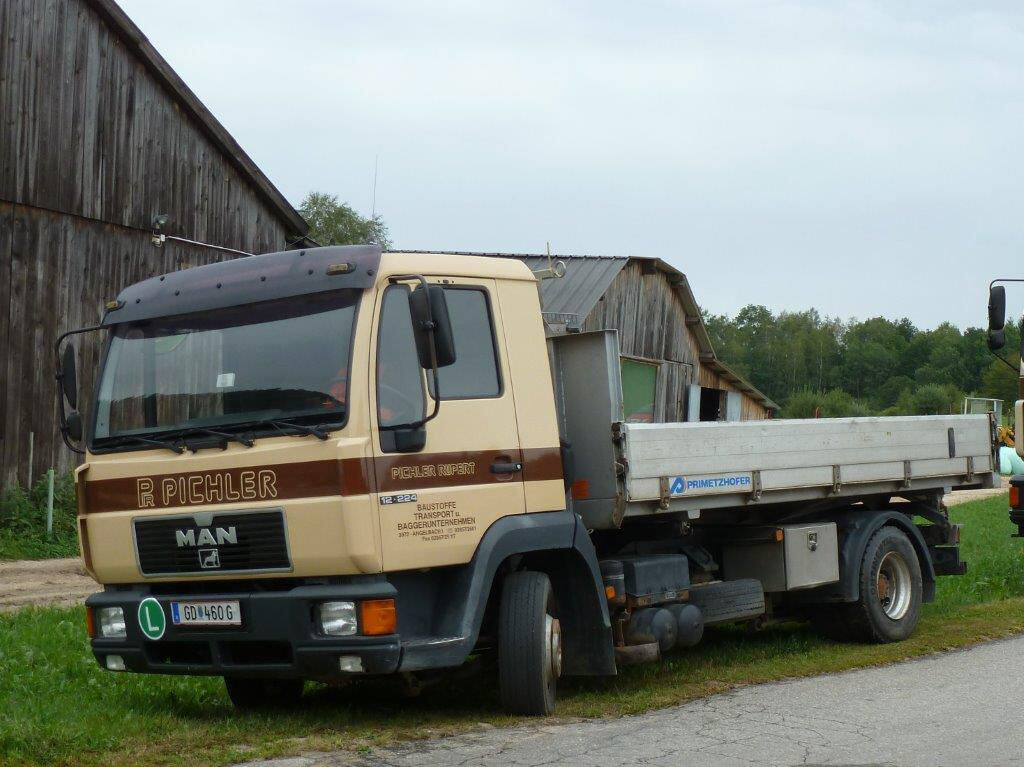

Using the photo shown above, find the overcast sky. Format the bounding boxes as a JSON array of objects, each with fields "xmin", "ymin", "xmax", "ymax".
[{"xmin": 119, "ymin": 1, "xmax": 1024, "ymax": 330}]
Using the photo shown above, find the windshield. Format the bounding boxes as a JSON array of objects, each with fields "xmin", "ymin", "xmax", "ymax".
[{"xmin": 92, "ymin": 289, "xmax": 359, "ymax": 443}]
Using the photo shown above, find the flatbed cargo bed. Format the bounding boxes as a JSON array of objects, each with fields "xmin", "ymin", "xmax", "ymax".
[
  {"xmin": 618, "ymin": 414, "xmax": 996, "ymax": 515},
  {"xmin": 550, "ymin": 331, "xmax": 998, "ymax": 529}
]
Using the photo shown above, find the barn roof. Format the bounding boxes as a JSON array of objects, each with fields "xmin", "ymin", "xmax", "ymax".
[
  {"xmin": 86, "ymin": 0, "xmax": 308, "ymax": 239},
  {"xmin": 394, "ymin": 250, "xmax": 779, "ymax": 413}
]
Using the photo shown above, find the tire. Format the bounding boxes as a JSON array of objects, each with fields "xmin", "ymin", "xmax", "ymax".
[
  {"xmin": 224, "ymin": 677, "xmax": 304, "ymax": 710},
  {"xmin": 498, "ymin": 571, "xmax": 561, "ymax": 715},
  {"xmin": 839, "ymin": 526, "xmax": 923, "ymax": 643}
]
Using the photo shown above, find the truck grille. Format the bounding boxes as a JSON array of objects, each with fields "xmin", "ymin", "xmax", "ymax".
[{"xmin": 133, "ymin": 510, "xmax": 291, "ymax": 576}]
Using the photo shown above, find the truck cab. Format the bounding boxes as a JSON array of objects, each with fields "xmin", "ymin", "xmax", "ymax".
[{"xmin": 67, "ymin": 246, "xmax": 608, "ymax": 712}]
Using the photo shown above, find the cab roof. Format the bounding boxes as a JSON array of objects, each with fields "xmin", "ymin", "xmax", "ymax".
[
  {"xmin": 104, "ymin": 246, "xmax": 381, "ymax": 325},
  {"xmin": 103, "ymin": 246, "xmax": 538, "ymax": 326}
]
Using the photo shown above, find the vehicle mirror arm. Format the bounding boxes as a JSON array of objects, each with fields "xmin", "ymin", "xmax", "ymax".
[
  {"xmin": 387, "ymin": 273, "xmax": 443, "ymax": 427},
  {"xmin": 991, "ymin": 350, "xmax": 1019, "ymax": 373}
]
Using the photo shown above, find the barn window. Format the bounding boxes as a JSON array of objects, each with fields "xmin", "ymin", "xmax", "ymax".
[{"xmin": 621, "ymin": 358, "xmax": 658, "ymax": 423}]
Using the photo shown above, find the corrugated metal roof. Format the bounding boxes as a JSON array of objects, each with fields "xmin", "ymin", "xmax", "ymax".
[
  {"xmin": 392, "ymin": 251, "xmax": 627, "ymax": 327},
  {"xmin": 519, "ymin": 255, "xmax": 627, "ymax": 326}
]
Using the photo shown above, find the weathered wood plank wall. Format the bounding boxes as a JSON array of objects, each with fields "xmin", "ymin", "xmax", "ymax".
[
  {"xmin": 0, "ymin": 0, "xmax": 302, "ymax": 488},
  {"xmin": 697, "ymin": 365, "xmax": 769, "ymax": 420},
  {"xmin": 583, "ymin": 261, "xmax": 769, "ymax": 422},
  {"xmin": 0, "ymin": 201, "xmax": 277, "ymax": 488},
  {"xmin": 0, "ymin": 0, "xmax": 290, "ymax": 254}
]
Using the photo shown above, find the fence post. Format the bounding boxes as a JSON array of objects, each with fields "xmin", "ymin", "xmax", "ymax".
[
  {"xmin": 46, "ymin": 468, "xmax": 54, "ymax": 539},
  {"xmin": 27, "ymin": 431, "xmax": 34, "ymax": 488}
]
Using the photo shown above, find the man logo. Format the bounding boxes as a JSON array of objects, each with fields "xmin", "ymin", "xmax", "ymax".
[
  {"xmin": 198, "ymin": 548, "xmax": 221, "ymax": 569},
  {"xmin": 175, "ymin": 526, "xmax": 237, "ymax": 548}
]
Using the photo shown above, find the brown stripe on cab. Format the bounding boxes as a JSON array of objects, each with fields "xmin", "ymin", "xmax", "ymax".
[
  {"xmin": 83, "ymin": 458, "xmax": 371, "ymax": 513},
  {"xmin": 81, "ymin": 447, "xmax": 561, "ymax": 513}
]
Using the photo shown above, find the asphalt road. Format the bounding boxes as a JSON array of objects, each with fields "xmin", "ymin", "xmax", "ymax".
[{"xmin": 238, "ymin": 635, "xmax": 1024, "ymax": 767}]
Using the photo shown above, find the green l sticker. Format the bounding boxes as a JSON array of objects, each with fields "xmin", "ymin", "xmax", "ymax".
[{"xmin": 138, "ymin": 597, "xmax": 166, "ymax": 640}]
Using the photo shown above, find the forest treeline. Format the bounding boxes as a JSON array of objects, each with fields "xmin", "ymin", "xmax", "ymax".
[{"xmin": 703, "ymin": 306, "xmax": 1019, "ymax": 419}]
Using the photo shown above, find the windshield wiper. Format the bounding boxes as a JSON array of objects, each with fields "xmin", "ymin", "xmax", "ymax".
[
  {"xmin": 250, "ymin": 417, "xmax": 333, "ymax": 441},
  {"xmin": 103, "ymin": 434, "xmax": 186, "ymax": 454},
  {"xmin": 175, "ymin": 426, "xmax": 255, "ymax": 451}
]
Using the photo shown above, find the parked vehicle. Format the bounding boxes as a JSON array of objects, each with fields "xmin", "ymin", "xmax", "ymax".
[
  {"xmin": 986, "ymin": 284, "xmax": 1024, "ymax": 537},
  {"xmin": 57, "ymin": 246, "xmax": 997, "ymax": 714}
]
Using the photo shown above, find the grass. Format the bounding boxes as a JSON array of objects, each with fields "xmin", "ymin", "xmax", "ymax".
[
  {"xmin": 1, "ymin": 494, "xmax": 1023, "ymax": 767},
  {"xmin": 0, "ymin": 474, "xmax": 79, "ymax": 560}
]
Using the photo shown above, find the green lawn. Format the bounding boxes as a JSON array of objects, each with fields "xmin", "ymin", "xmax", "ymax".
[{"xmin": 2, "ymin": 494, "xmax": 1023, "ymax": 767}]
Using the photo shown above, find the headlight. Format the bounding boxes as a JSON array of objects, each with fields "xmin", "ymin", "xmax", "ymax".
[
  {"xmin": 318, "ymin": 601, "xmax": 357, "ymax": 636},
  {"xmin": 97, "ymin": 607, "xmax": 127, "ymax": 639}
]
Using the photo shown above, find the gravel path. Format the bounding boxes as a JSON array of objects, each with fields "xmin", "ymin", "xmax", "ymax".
[
  {"xmin": 944, "ymin": 478, "xmax": 1009, "ymax": 506},
  {"xmin": 237, "ymin": 636, "xmax": 1024, "ymax": 767},
  {"xmin": 0, "ymin": 557, "xmax": 96, "ymax": 613}
]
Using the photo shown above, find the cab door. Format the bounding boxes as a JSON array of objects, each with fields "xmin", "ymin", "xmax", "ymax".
[{"xmin": 370, "ymin": 277, "xmax": 525, "ymax": 572}]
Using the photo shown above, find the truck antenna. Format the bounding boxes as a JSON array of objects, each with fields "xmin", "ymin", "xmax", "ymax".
[
  {"xmin": 532, "ymin": 241, "xmax": 566, "ymax": 280},
  {"xmin": 371, "ymin": 154, "xmax": 379, "ymax": 219}
]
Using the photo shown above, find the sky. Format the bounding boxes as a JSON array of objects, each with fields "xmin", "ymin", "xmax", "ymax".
[{"xmin": 117, "ymin": 0, "xmax": 1024, "ymax": 330}]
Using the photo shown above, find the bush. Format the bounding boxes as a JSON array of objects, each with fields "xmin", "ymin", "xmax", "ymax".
[
  {"xmin": 783, "ymin": 388, "xmax": 874, "ymax": 419},
  {"xmin": 0, "ymin": 473, "xmax": 79, "ymax": 559},
  {"xmin": 910, "ymin": 383, "xmax": 963, "ymax": 415}
]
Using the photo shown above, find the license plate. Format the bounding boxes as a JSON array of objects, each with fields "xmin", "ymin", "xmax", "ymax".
[{"xmin": 170, "ymin": 600, "xmax": 242, "ymax": 627}]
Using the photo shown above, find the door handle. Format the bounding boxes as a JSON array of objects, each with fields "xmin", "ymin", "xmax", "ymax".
[{"xmin": 491, "ymin": 461, "xmax": 523, "ymax": 474}]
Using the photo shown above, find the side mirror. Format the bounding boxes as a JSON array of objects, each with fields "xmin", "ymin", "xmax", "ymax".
[
  {"xmin": 989, "ymin": 328, "xmax": 1006, "ymax": 351},
  {"xmin": 65, "ymin": 410, "xmax": 83, "ymax": 442},
  {"xmin": 409, "ymin": 285, "xmax": 456, "ymax": 369},
  {"xmin": 61, "ymin": 344, "xmax": 78, "ymax": 409},
  {"xmin": 989, "ymin": 285, "xmax": 1007, "ymax": 331}
]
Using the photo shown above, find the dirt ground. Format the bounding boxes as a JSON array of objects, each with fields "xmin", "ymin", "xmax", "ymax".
[
  {"xmin": 0, "ymin": 484, "xmax": 1010, "ymax": 614},
  {"xmin": 945, "ymin": 476, "xmax": 1010, "ymax": 506},
  {"xmin": 0, "ymin": 557, "xmax": 97, "ymax": 614}
]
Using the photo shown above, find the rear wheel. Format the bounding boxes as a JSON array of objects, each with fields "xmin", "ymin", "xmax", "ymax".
[
  {"xmin": 841, "ymin": 527, "xmax": 923, "ymax": 643},
  {"xmin": 224, "ymin": 677, "xmax": 304, "ymax": 710},
  {"xmin": 498, "ymin": 571, "xmax": 561, "ymax": 715}
]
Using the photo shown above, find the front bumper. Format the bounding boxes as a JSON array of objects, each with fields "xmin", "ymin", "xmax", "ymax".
[{"xmin": 86, "ymin": 581, "xmax": 401, "ymax": 681}]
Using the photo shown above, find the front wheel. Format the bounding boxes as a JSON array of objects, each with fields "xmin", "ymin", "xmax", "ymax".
[
  {"xmin": 224, "ymin": 677, "xmax": 304, "ymax": 710},
  {"xmin": 498, "ymin": 571, "xmax": 562, "ymax": 715},
  {"xmin": 841, "ymin": 526, "xmax": 923, "ymax": 643}
]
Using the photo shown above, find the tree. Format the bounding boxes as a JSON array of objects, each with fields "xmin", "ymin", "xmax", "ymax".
[
  {"xmin": 703, "ymin": 301, "xmax": 1011, "ymax": 418},
  {"xmin": 299, "ymin": 192, "xmax": 392, "ymax": 249},
  {"xmin": 980, "ymin": 356, "xmax": 1019, "ymax": 406}
]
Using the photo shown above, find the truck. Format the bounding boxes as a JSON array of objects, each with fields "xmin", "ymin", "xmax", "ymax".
[
  {"xmin": 985, "ymin": 282, "xmax": 1024, "ymax": 537},
  {"xmin": 56, "ymin": 245, "xmax": 998, "ymax": 715}
]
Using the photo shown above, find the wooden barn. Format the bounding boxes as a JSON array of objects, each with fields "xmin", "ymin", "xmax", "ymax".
[
  {"xmin": 403, "ymin": 251, "xmax": 778, "ymax": 423},
  {"xmin": 0, "ymin": 0, "xmax": 309, "ymax": 489}
]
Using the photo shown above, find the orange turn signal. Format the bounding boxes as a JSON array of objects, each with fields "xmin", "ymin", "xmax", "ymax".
[
  {"xmin": 360, "ymin": 599, "xmax": 397, "ymax": 636},
  {"xmin": 85, "ymin": 607, "xmax": 96, "ymax": 639},
  {"xmin": 1011, "ymin": 485, "xmax": 1021, "ymax": 510}
]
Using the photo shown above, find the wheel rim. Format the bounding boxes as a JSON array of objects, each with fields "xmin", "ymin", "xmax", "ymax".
[
  {"xmin": 545, "ymin": 614, "xmax": 562, "ymax": 681},
  {"xmin": 876, "ymin": 551, "xmax": 912, "ymax": 620}
]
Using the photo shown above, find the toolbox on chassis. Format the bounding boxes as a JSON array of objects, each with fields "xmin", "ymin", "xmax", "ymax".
[{"xmin": 57, "ymin": 245, "xmax": 997, "ymax": 715}]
